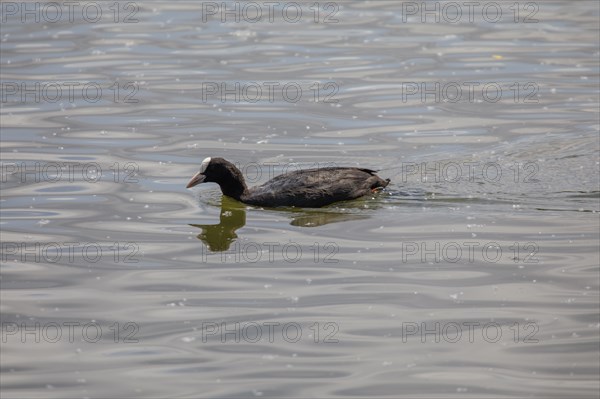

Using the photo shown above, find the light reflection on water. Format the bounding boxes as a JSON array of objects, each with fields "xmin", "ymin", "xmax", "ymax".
[{"xmin": 1, "ymin": 1, "xmax": 599, "ymax": 398}]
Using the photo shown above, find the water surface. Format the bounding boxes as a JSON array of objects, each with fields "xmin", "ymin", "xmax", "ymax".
[{"xmin": 1, "ymin": 1, "xmax": 599, "ymax": 398}]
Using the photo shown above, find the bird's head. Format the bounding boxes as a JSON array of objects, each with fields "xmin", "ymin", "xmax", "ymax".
[
  {"xmin": 186, "ymin": 157, "xmax": 213, "ymax": 188},
  {"xmin": 186, "ymin": 157, "xmax": 248, "ymax": 199}
]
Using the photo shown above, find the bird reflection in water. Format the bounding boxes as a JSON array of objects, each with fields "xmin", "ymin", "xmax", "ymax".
[
  {"xmin": 189, "ymin": 197, "xmax": 246, "ymax": 252},
  {"xmin": 190, "ymin": 197, "xmax": 370, "ymax": 252}
]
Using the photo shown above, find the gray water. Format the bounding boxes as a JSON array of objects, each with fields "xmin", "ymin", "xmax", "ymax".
[{"xmin": 1, "ymin": 1, "xmax": 599, "ymax": 398}]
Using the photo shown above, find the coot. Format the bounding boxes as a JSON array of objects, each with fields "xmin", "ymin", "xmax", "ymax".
[{"xmin": 186, "ymin": 157, "xmax": 390, "ymax": 208}]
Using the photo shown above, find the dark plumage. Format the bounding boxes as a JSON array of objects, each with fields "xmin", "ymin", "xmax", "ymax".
[{"xmin": 186, "ymin": 157, "xmax": 390, "ymax": 208}]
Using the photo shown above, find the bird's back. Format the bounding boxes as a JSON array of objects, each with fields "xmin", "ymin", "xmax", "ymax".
[{"xmin": 242, "ymin": 167, "xmax": 389, "ymax": 207}]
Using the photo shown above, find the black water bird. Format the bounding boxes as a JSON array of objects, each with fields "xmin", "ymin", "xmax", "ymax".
[{"xmin": 186, "ymin": 157, "xmax": 390, "ymax": 208}]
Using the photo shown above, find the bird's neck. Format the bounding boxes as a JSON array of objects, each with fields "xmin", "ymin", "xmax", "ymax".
[{"xmin": 218, "ymin": 163, "xmax": 249, "ymax": 201}]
